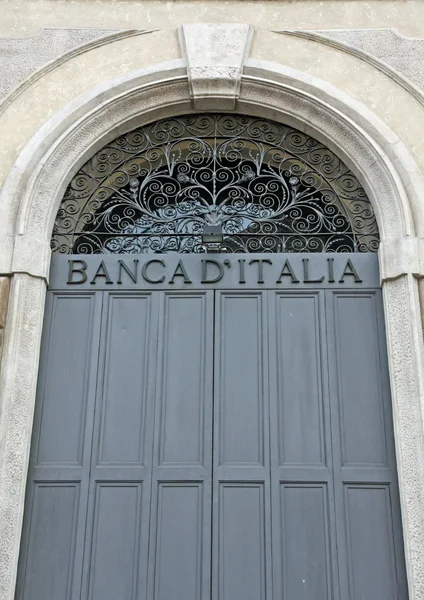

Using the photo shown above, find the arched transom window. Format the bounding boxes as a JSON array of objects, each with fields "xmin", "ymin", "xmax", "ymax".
[{"xmin": 52, "ymin": 114, "xmax": 379, "ymax": 254}]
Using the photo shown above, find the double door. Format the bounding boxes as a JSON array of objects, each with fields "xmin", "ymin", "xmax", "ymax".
[{"xmin": 17, "ymin": 288, "xmax": 408, "ymax": 599}]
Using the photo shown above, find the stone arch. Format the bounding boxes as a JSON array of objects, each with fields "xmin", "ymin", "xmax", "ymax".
[
  {"xmin": 1, "ymin": 24, "xmax": 424, "ymax": 600},
  {"xmin": 1, "ymin": 60, "xmax": 422, "ymax": 278}
]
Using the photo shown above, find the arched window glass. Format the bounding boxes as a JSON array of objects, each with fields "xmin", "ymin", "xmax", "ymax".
[{"xmin": 52, "ymin": 114, "xmax": 379, "ymax": 254}]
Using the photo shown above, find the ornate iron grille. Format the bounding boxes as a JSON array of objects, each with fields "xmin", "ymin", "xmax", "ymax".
[{"xmin": 52, "ymin": 114, "xmax": 379, "ymax": 254}]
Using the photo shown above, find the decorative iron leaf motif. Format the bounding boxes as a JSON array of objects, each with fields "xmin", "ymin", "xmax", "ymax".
[{"xmin": 52, "ymin": 114, "xmax": 379, "ymax": 254}]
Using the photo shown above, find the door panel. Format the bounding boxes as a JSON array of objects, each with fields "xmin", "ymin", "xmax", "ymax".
[
  {"xmin": 81, "ymin": 292, "xmax": 159, "ymax": 600},
  {"xmin": 271, "ymin": 292, "xmax": 326, "ymax": 467},
  {"xmin": 218, "ymin": 483, "xmax": 267, "ymax": 600},
  {"xmin": 36, "ymin": 293, "xmax": 100, "ymax": 467},
  {"xmin": 86, "ymin": 483, "xmax": 142, "ymax": 600},
  {"xmin": 20, "ymin": 483, "xmax": 79, "ymax": 600},
  {"xmin": 212, "ymin": 292, "xmax": 272, "ymax": 600},
  {"xmin": 330, "ymin": 292, "xmax": 388, "ymax": 467},
  {"xmin": 215, "ymin": 293, "xmax": 266, "ymax": 467},
  {"xmin": 17, "ymin": 280, "xmax": 408, "ymax": 600},
  {"xmin": 344, "ymin": 485, "xmax": 399, "ymax": 600},
  {"xmin": 268, "ymin": 290, "xmax": 336, "ymax": 600},
  {"xmin": 156, "ymin": 293, "xmax": 211, "ymax": 467},
  {"xmin": 17, "ymin": 291, "xmax": 103, "ymax": 600},
  {"xmin": 97, "ymin": 294, "xmax": 152, "ymax": 466},
  {"xmin": 279, "ymin": 484, "xmax": 332, "ymax": 599},
  {"xmin": 326, "ymin": 289, "xmax": 409, "ymax": 600},
  {"xmin": 151, "ymin": 483, "xmax": 205, "ymax": 600},
  {"xmin": 148, "ymin": 291, "xmax": 214, "ymax": 600}
]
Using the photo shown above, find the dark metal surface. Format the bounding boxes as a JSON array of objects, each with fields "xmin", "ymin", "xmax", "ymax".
[
  {"xmin": 49, "ymin": 253, "xmax": 380, "ymax": 289},
  {"xmin": 52, "ymin": 114, "xmax": 379, "ymax": 254}
]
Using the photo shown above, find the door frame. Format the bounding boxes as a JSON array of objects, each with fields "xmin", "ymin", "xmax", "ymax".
[{"xmin": 1, "ymin": 24, "xmax": 424, "ymax": 600}]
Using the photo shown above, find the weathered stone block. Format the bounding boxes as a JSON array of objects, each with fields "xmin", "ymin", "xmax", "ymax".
[{"xmin": 0, "ymin": 277, "xmax": 10, "ymax": 366}]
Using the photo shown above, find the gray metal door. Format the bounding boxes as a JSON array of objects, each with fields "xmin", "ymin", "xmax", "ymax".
[{"xmin": 16, "ymin": 254, "xmax": 408, "ymax": 600}]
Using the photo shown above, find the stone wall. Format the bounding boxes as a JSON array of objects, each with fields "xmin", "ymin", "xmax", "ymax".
[{"xmin": 2, "ymin": 0, "xmax": 424, "ymax": 36}]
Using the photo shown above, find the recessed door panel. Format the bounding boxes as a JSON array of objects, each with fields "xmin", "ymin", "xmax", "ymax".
[
  {"xmin": 87, "ymin": 484, "xmax": 142, "ymax": 600},
  {"xmin": 331, "ymin": 292, "xmax": 388, "ymax": 467},
  {"xmin": 344, "ymin": 485, "xmax": 399, "ymax": 600},
  {"xmin": 157, "ymin": 293, "xmax": 210, "ymax": 467},
  {"xmin": 217, "ymin": 483, "xmax": 267, "ymax": 600},
  {"xmin": 98, "ymin": 294, "xmax": 152, "ymax": 466},
  {"xmin": 36, "ymin": 293, "xmax": 98, "ymax": 466},
  {"xmin": 215, "ymin": 292, "xmax": 265, "ymax": 466},
  {"xmin": 272, "ymin": 292, "xmax": 325, "ymax": 467},
  {"xmin": 280, "ymin": 484, "xmax": 332, "ymax": 599},
  {"xmin": 152, "ymin": 483, "xmax": 204, "ymax": 600},
  {"xmin": 19, "ymin": 484, "xmax": 79, "ymax": 600}
]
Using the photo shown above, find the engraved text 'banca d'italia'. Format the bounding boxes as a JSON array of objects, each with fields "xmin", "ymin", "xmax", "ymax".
[
  {"xmin": 52, "ymin": 114, "xmax": 379, "ymax": 255},
  {"xmin": 64, "ymin": 255, "xmax": 366, "ymax": 287}
]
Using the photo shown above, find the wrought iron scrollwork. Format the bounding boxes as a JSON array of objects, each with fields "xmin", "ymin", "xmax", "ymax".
[{"xmin": 52, "ymin": 114, "xmax": 379, "ymax": 254}]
